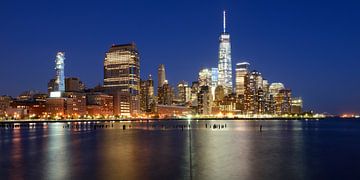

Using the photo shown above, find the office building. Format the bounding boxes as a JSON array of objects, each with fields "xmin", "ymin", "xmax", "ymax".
[
  {"xmin": 103, "ymin": 43, "xmax": 140, "ymax": 116},
  {"xmin": 235, "ymin": 62, "xmax": 250, "ymax": 96},
  {"xmin": 86, "ymin": 92, "xmax": 114, "ymax": 116},
  {"xmin": 140, "ymin": 75, "xmax": 155, "ymax": 113},
  {"xmin": 65, "ymin": 77, "xmax": 85, "ymax": 92},
  {"xmin": 218, "ymin": 11, "xmax": 232, "ymax": 95}
]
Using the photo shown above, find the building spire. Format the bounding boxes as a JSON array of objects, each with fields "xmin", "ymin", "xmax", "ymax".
[{"xmin": 223, "ymin": 10, "xmax": 226, "ymax": 33}]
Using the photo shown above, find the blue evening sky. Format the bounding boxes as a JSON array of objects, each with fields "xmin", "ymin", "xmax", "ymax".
[{"xmin": 0, "ymin": 0, "xmax": 359, "ymax": 114}]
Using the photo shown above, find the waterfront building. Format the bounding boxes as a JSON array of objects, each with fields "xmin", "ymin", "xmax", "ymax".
[
  {"xmin": 235, "ymin": 62, "xmax": 250, "ymax": 96},
  {"xmin": 0, "ymin": 96, "xmax": 12, "ymax": 117},
  {"xmin": 86, "ymin": 92, "xmax": 114, "ymax": 116},
  {"xmin": 50, "ymin": 52, "xmax": 65, "ymax": 98},
  {"xmin": 65, "ymin": 77, "xmax": 85, "ymax": 92},
  {"xmin": 278, "ymin": 89, "xmax": 292, "ymax": 114},
  {"xmin": 64, "ymin": 92, "xmax": 87, "ymax": 117},
  {"xmin": 4, "ymin": 108, "xmax": 28, "ymax": 119},
  {"xmin": 46, "ymin": 97, "xmax": 66, "ymax": 118},
  {"xmin": 291, "ymin": 97, "xmax": 303, "ymax": 114},
  {"xmin": 269, "ymin": 82, "xmax": 284, "ymax": 114},
  {"xmin": 218, "ymin": 11, "xmax": 232, "ymax": 95},
  {"xmin": 11, "ymin": 94, "xmax": 47, "ymax": 118},
  {"xmin": 156, "ymin": 104, "xmax": 189, "ymax": 117},
  {"xmin": 103, "ymin": 43, "xmax": 140, "ymax": 116},
  {"xmin": 140, "ymin": 75, "xmax": 155, "ymax": 113}
]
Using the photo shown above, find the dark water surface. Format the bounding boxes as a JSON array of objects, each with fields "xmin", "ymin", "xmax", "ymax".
[{"xmin": 1, "ymin": 118, "xmax": 360, "ymax": 180}]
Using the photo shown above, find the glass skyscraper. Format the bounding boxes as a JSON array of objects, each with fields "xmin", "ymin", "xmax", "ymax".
[{"xmin": 218, "ymin": 11, "xmax": 232, "ymax": 95}]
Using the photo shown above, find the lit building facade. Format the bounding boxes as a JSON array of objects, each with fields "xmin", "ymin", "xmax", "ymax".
[
  {"xmin": 199, "ymin": 68, "xmax": 212, "ymax": 87},
  {"xmin": 177, "ymin": 81, "xmax": 190, "ymax": 104},
  {"xmin": 64, "ymin": 92, "xmax": 87, "ymax": 117},
  {"xmin": 103, "ymin": 43, "xmax": 140, "ymax": 116},
  {"xmin": 235, "ymin": 62, "xmax": 250, "ymax": 96},
  {"xmin": 140, "ymin": 75, "xmax": 155, "ymax": 113},
  {"xmin": 218, "ymin": 11, "xmax": 232, "ymax": 95},
  {"xmin": 86, "ymin": 92, "xmax": 114, "ymax": 116},
  {"xmin": 11, "ymin": 95, "xmax": 47, "ymax": 118},
  {"xmin": 46, "ymin": 98, "xmax": 66, "ymax": 117}
]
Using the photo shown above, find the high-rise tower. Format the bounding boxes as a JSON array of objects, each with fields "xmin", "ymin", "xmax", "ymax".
[
  {"xmin": 50, "ymin": 52, "xmax": 65, "ymax": 98},
  {"xmin": 218, "ymin": 10, "xmax": 232, "ymax": 95},
  {"xmin": 158, "ymin": 64, "xmax": 166, "ymax": 88},
  {"xmin": 103, "ymin": 43, "xmax": 140, "ymax": 116}
]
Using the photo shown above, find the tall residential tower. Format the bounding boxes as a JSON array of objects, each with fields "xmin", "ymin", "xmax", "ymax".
[
  {"xmin": 218, "ymin": 11, "xmax": 232, "ymax": 95},
  {"xmin": 50, "ymin": 52, "xmax": 65, "ymax": 98}
]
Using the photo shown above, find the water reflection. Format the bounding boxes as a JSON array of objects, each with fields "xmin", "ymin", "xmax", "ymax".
[
  {"xmin": 0, "ymin": 119, "xmax": 360, "ymax": 179},
  {"xmin": 45, "ymin": 124, "xmax": 70, "ymax": 179}
]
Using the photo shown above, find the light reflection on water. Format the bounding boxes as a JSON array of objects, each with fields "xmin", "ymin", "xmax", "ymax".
[{"xmin": 0, "ymin": 119, "xmax": 360, "ymax": 180}]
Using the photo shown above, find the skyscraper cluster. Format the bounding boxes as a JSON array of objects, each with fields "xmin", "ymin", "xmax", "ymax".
[
  {"xmin": 149, "ymin": 11, "xmax": 303, "ymax": 117},
  {"xmin": 0, "ymin": 11, "xmax": 304, "ymax": 119}
]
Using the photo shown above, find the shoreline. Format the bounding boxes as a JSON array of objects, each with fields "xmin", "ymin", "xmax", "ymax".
[{"xmin": 0, "ymin": 117, "xmax": 335, "ymax": 124}]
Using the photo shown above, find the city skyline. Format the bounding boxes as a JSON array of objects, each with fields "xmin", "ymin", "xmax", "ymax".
[{"xmin": 0, "ymin": 0, "xmax": 359, "ymax": 114}]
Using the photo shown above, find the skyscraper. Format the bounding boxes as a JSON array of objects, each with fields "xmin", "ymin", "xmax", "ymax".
[
  {"xmin": 103, "ymin": 43, "xmax": 140, "ymax": 116},
  {"xmin": 140, "ymin": 75, "xmax": 155, "ymax": 113},
  {"xmin": 235, "ymin": 62, "xmax": 250, "ymax": 96},
  {"xmin": 50, "ymin": 52, "xmax": 65, "ymax": 98},
  {"xmin": 177, "ymin": 81, "xmax": 190, "ymax": 104},
  {"xmin": 218, "ymin": 11, "xmax": 232, "ymax": 95},
  {"xmin": 158, "ymin": 64, "xmax": 166, "ymax": 89}
]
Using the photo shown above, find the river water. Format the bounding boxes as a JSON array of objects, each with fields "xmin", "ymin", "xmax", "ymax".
[{"xmin": 1, "ymin": 118, "xmax": 360, "ymax": 180}]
